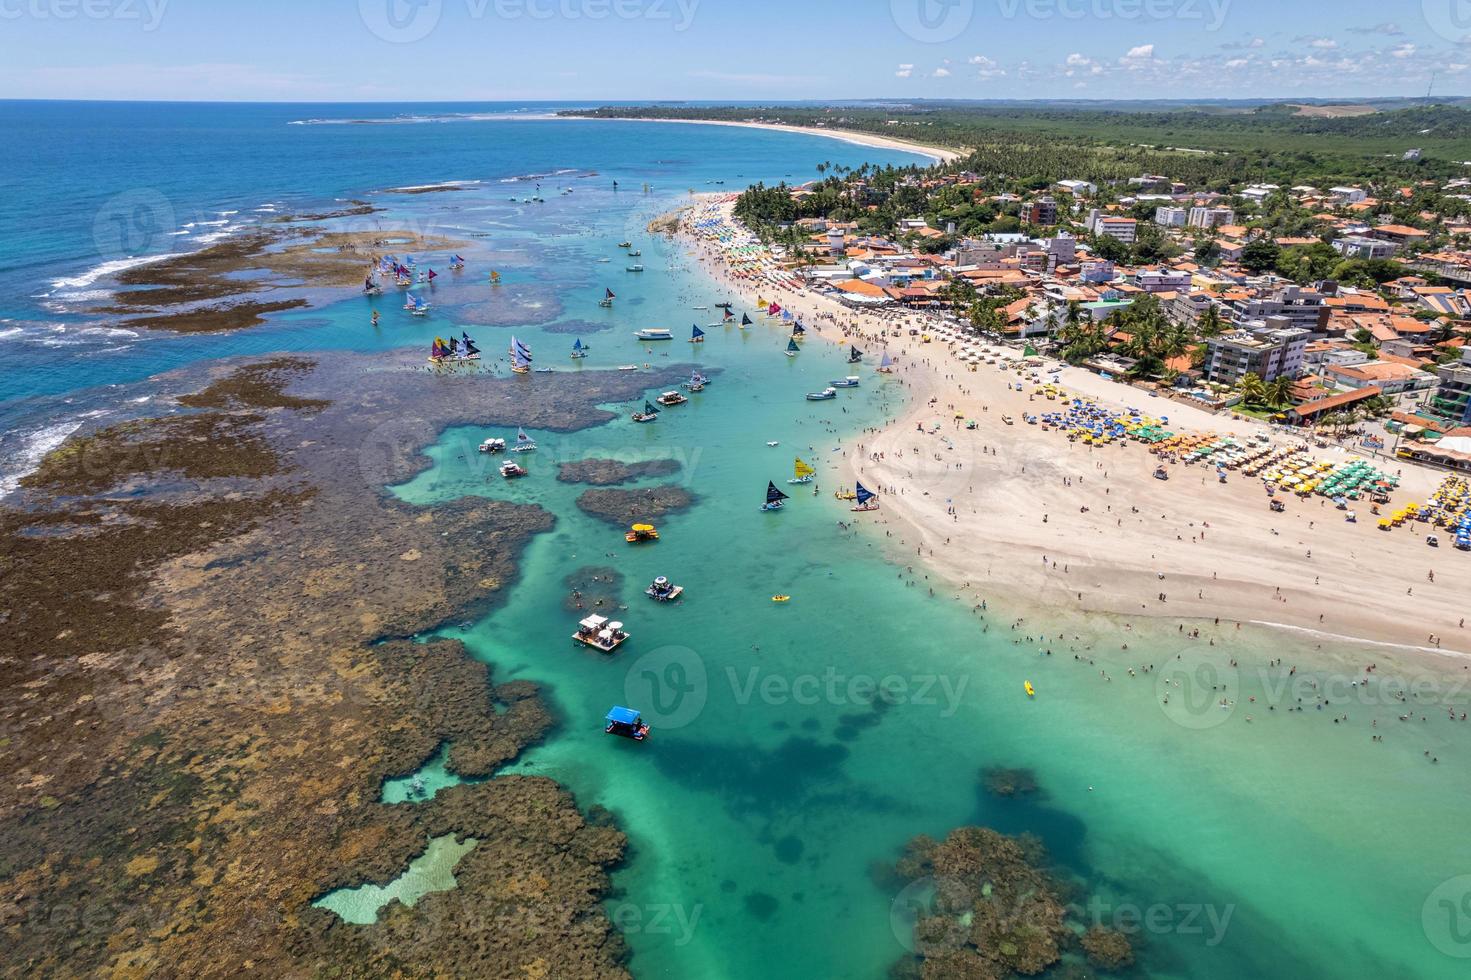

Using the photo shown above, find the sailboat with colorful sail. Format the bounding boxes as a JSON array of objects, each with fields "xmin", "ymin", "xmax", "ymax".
[
  {"xmin": 690, "ymin": 324, "xmax": 705, "ymax": 344},
  {"xmin": 632, "ymin": 400, "xmax": 661, "ymax": 423},
  {"xmin": 766, "ymin": 302, "xmax": 782, "ymax": 318},
  {"xmin": 851, "ymin": 482, "xmax": 880, "ymax": 512},
  {"xmin": 788, "ymin": 458, "xmax": 816, "ymax": 485},
  {"xmin": 489, "ymin": 270, "xmax": 502, "ymax": 285},
  {"xmin": 785, "ymin": 338, "xmax": 800, "ymax": 357},
  {"xmin": 570, "ymin": 338, "xmax": 589, "ymax": 360},
  {"xmin": 428, "ymin": 337, "xmax": 447, "ymax": 363},
  {"xmin": 757, "ymin": 297, "xmax": 769, "ymax": 309},
  {"xmin": 761, "ymin": 481, "xmax": 790, "ymax": 512},
  {"xmin": 449, "ymin": 254, "xmax": 466, "ymax": 270},
  {"xmin": 878, "ymin": 352, "xmax": 895, "ymax": 374},
  {"xmin": 509, "ymin": 336, "xmax": 533, "ymax": 374},
  {"xmin": 511, "ymin": 427, "xmax": 537, "ymax": 452},
  {"xmin": 599, "ymin": 288, "xmax": 615, "ymax": 308},
  {"xmin": 791, "ymin": 321, "xmax": 805, "ymax": 339},
  {"xmin": 683, "ymin": 370, "xmax": 708, "ymax": 392},
  {"xmin": 460, "ymin": 332, "xmax": 481, "ymax": 360},
  {"xmin": 848, "ymin": 345, "xmax": 863, "ymax": 364},
  {"xmin": 740, "ymin": 313, "xmax": 752, "ymax": 329},
  {"xmin": 406, "ymin": 293, "xmax": 430, "ymax": 317}
]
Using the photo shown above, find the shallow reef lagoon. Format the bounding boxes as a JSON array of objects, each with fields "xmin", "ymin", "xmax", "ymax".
[{"xmin": 9, "ymin": 102, "xmax": 1471, "ymax": 978}]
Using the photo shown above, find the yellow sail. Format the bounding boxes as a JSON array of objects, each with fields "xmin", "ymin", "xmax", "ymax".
[
  {"xmin": 489, "ymin": 270, "xmax": 502, "ymax": 283},
  {"xmin": 794, "ymin": 458, "xmax": 816, "ymax": 479},
  {"xmin": 757, "ymin": 296, "xmax": 769, "ymax": 309}
]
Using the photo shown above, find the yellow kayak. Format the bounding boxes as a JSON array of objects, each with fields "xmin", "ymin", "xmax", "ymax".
[
  {"xmin": 772, "ymin": 595, "xmax": 791, "ymax": 603},
  {"xmin": 1024, "ymin": 681, "xmax": 1035, "ymax": 698}
]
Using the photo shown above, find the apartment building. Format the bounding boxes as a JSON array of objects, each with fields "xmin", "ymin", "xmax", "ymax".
[
  {"xmin": 1154, "ymin": 206, "xmax": 1188, "ymax": 228},
  {"xmin": 1188, "ymin": 206, "xmax": 1235, "ymax": 229},
  {"xmin": 1202, "ymin": 318, "xmax": 1309, "ymax": 384}
]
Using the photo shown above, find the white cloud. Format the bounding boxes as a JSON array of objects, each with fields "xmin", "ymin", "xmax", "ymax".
[
  {"xmin": 1392, "ymin": 43, "xmax": 1417, "ymax": 59},
  {"xmin": 1310, "ymin": 38, "xmax": 1338, "ymax": 50},
  {"xmin": 933, "ymin": 67, "xmax": 952, "ymax": 77},
  {"xmin": 1124, "ymin": 44, "xmax": 1155, "ymax": 60},
  {"xmin": 1225, "ymin": 58, "xmax": 1249, "ymax": 69},
  {"xmin": 970, "ymin": 55, "xmax": 1000, "ymax": 68},
  {"xmin": 895, "ymin": 64, "xmax": 914, "ymax": 78},
  {"xmin": 1065, "ymin": 53, "xmax": 1090, "ymax": 67},
  {"xmin": 1250, "ymin": 37, "xmax": 1265, "ymax": 48}
]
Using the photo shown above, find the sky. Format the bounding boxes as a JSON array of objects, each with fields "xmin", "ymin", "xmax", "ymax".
[{"xmin": 2, "ymin": 0, "xmax": 1470, "ymax": 102}]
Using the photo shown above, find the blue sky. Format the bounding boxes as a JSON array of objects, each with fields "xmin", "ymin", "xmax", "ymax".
[{"xmin": 2, "ymin": 0, "xmax": 1469, "ymax": 102}]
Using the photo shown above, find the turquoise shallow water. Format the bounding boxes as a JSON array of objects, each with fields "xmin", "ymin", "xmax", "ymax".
[{"xmin": 9, "ymin": 103, "xmax": 1471, "ymax": 977}]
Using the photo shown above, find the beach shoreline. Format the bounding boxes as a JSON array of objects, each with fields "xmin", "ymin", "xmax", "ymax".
[
  {"xmin": 677, "ymin": 197, "xmax": 1471, "ymax": 663},
  {"xmin": 571, "ymin": 115, "xmax": 963, "ymax": 165}
]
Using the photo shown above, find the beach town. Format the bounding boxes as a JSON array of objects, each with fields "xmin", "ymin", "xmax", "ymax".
[{"xmin": 679, "ymin": 189, "xmax": 1471, "ymax": 658}]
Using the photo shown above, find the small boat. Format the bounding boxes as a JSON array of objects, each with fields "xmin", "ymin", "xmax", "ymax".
[
  {"xmin": 627, "ymin": 249, "xmax": 642, "ymax": 257},
  {"xmin": 571, "ymin": 338, "xmax": 589, "ymax": 359},
  {"xmin": 627, "ymin": 264, "xmax": 645, "ymax": 272},
  {"xmin": 405, "ymin": 294, "xmax": 430, "ymax": 317},
  {"xmin": 626, "ymin": 523, "xmax": 660, "ymax": 544},
  {"xmin": 833, "ymin": 487, "xmax": 857, "ymax": 501},
  {"xmin": 786, "ymin": 339, "xmax": 800, "ymax": 357},
  {"xmin": 851, "ymin": 482, "xmax": 880, "ymax": 513},
  {"xmin": 574, "ymin": 615, "xmax": 628, "ymax": 653},
  {"xmin": 791, "ymin": 322, "xmax": 806, "ymax": 338},
  {"xmin": 877, "ymin": 352, "xmax": 895, "ymax": 374},
  {"xmin": 489, "ymin": 270, "xmax": 502, "ymax": 284},
  {"xmin": 1001, "ymin": 415, "xmax": 1014, "ymax": 426},
  {"xmin": 683, "ymin": 371, "xmax": 708, "ymax": 392},
  {"xmin": 693, "ymin": 306, "xmax": 709, "ymax": 311},
  {"xmin": 1024, "ymin": 681, "xmax": 1035, "ymax": 698},
  {"xmin": 761, "ymin": 481, "xmax": 789, "ymax": 512},
  {"xmin": 458, "ymin": 332, "xmax": 481, "ymax": 360},
  {"xmin": 599, "ymin": 288, "xmax": 615, "ymax": 308},
  {"xmin": 646, "ymin": 575, "xmax": 683, "ymax": 601},
  {"xmin": 500, "ymin": 460, "xmax": 527, "ymax": 479},
  {"xmin": 1428, "ymin": 534, "xmax": 1440, "ymax": 548},
  {"xmin": 771, "ymin": 595, "xmax": 791, "ymax": 603},
  {"xmin": 478, "ymin": 437, "xmax": 506, "ymax": 454},
  {"xmin": 766, "ymin": 441, "xmax": 780, "ymax": 448},
  {"xmin": 788, "ymin": 458, "xmax": 817, "ymax": 485},
  {"xmin": 605, "ymin": 705, "xmax": 649, "ymax": 740},
  {"xmin": 632, "ymin": 400, "xmax": 661, "ymax": 423},
  {"xmin": 690, "ymin": 324, "xmax": 706, "ymax": 344},
  {"xmin": 509, "ymin": 336, "xmax": 533, "ymax": 374},
  {"xmin": 617, "ymin": 241, "xmax": 632, "ymax": 248},
  {"xmin": 618, "ymin": 364, "xmax": 640, "ymax": 372},
  {"xmin": 635, "ymin": 328, "xmax": 673, "ymax": 341},
  {"xmin": 656, "ymin": 390, "xmax": 688, "ymax": 407},
  {"xmin": 830, "ymin": 377, "xmax": 860, "ymax": 388},
  {"xmin": 848, "ymin": 346, "xmax": 863, "ymax": 363},
  {"xmin": 806, "ymin": 388, "xmax": 837, "ymax": 401},
  {"xmin": 715, "ymin": 302, "xmax": 733, "ymax": 311},
  {"xmin": 511, "ymin": 427, "xmax": 537, "ymax": 452},
  {"xmin": 449, "ymin": 255, "xmax": 466, "ymax": 271},
  {"xmin": 740, "ymin": 313, "xmax": 752, "ymax": 329}
]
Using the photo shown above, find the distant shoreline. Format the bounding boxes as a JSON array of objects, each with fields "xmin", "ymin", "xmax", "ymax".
[{"xmin": 568, "ymin": 115, "xmax": 963, "ymax": 164}]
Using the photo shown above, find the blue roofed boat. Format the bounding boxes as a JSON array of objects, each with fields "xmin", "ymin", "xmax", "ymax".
[{"xmin": 605, "ymin": 706, "xmax": 650, "ymax": 740}]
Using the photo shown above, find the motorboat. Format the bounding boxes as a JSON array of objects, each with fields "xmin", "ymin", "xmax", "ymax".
[
  {"xmin": 656, "ymin": 390, "xmax": 688, "ymax": 407},
  {"xmin": 829, "ymin": 377, "xmax": 860, "ymax": 388},
  {"xmin": 806, "ymin": 388, "xmax": 837, "ymax": 401},
  {"xmin": 574, "ymin": 615, "xmax": 629, "ymax": 653},
  {"xmin": 645, "ymin": 575, "xmax": 683, "ymax": 601},
  {"xmin": 478, "ymin": 437, "xmax": 507, "ymax": 454},
  {"xmin": 605, "ymin": 705, "xmax": 649, "ymax": 740},
  {"xmin": 634, "ymin": 328, "xmax": 673, "ymax": 341},
  {"xmin": 500, "ymin": 460, "xmax": 527, "ymax": 479}
]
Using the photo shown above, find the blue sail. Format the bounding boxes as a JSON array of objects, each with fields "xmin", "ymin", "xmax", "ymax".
[
  {"xmin": 765, "ymin": 481, "xmax": 789, "ymax": 504},
  {"xmin": 787, "ymin": 339, "xmax": 800, "ymax": 353},
  {"xmin": 691, "ymin": 324, "xmax": 705, "ymax": 341},
  {"xmin": 855, "ymin": 482, "xmax": 875, "ymax": 505}
]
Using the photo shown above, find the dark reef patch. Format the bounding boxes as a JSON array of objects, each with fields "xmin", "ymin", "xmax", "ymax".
[{"xmin": 557, "ymin": 457, "xmax": 683, "ymax": 486}]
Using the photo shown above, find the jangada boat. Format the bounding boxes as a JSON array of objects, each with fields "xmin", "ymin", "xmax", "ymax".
[
  {"xmin": 850, "ymin": 482, "xmax": 880, "ymax": 513},
  {"xmin": 656, "ymin": 390, "xmax": 688, "ymax": 407},
  {"xmin": 632, "ymin": 400, "xmax": 661, "ymax": 423},
  {"xmin": 511, "ymin": 427, "xmax": 537, "ymax": 452},
  {"xmin": 806, "ymin": 387, "xmax": 837, "ymax": 401},
  {"xmin": 617, "ymin": 241, "xmax": 632, "ymax": 248},
  {"xmin": 646, "ymin": 575, "xmax": 683, "ymax": 601},
  {"xmin": 599, "ymin": 288, "xmax": 615, "ymax": 308},
  {"xmin": 689, "ymin": 324, "xmax": 705, "ymax": 344},
  {"xmin": 500, "ymin": 460, "xmax": 527, "ymax": 479},
  {"xmin": 761, "ymin": 481, "xmax": 790, "ymax": 512},
  {"xmin": 788, "ymin": 458, "xmax": 816, "ymax": 485},
  {"xmin": 848, "ymin": 345, "xmax": 863, "ymax": 363},
  {"xmin": 605, "ymin": 705, "xmax": 649, "ymax": 740},
  {"xmin": 785, "ymin": 339, "xmax": 800, "ymax": 358},
  {"xmin": 627, "ymin": 264, "xmax": 645, "ymax": 272},
  {"xmin": 570, "ymin": 338, "xmax": 589, "ymax": 359},
  {"xmin": 682, "ymin": 371, "xmax": 708, "ymax": 392},
  {"xmin": 509, "ymin": 336, "xmax": 533, "ymax": 374},
  {"xmin": 573, "ymin": 615, "xmax": 629, "ymax": 653}
]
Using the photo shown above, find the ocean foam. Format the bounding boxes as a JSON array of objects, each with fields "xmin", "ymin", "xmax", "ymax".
[
  {"xmin": 50, "ymin": 252, "xmax": 186, "ymax": 290},
  {"xmin": 0, "ymin": 420, "xmax": 84, "ymax": 497}
]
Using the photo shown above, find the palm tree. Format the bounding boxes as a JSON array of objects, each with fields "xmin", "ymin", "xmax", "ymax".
[
  {"xmin": 1196, "ymin": 304, "xmax": 1224, "ymax": 338},
  {"xmin": 1265, "ymin": 376, "xmax": 1295, "ymax": 409},
  {"xmin": 1239, "ymin": 372, "xmax": 1268, "ymax": 407}
]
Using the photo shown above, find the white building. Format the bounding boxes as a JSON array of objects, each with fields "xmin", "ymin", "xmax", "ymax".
[
  {"xmin": 1136, "ymin": 270, "xmax": 1192, "ymax": 293},
  {"xmin": 1202, "ymin": 319, "xmax": 1309, "ymax": 384},
  {"xmin": 1055, "ymin": 179, "xmax": 1098, "ymax": 196},
  {"xmin": 1330, "ymin": 186, "xmax": 1368, "ymax": 204},
  {"xmin": 1154, "ymin": 206, "xmax": 1188, "ymax": 228},
  {"xmin": 1188, "ymin": 206, "xmax": 1235, "ymax": 229},
  {"xmin": 1240, "ymin": 184, "xmax": 1281, "ymax": 203}
]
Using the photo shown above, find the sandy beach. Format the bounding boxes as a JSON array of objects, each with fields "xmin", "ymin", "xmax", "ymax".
[
  {"xmin": 579, "ymin": 116, "xmax": 963, "ymax": 165},
  {"xmin": 680, "ymin": 198, "xmax": 1471, "ymax": 660}
]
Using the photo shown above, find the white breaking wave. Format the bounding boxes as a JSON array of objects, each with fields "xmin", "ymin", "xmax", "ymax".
[
  {"xmin": 0, "ymin": 420, "xmax": 84, "ymax": 497},
  {"xmin": 50, "ymin": 253, "xmax": 186, "ymax": 290}
]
